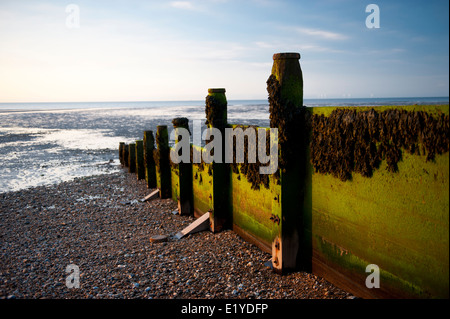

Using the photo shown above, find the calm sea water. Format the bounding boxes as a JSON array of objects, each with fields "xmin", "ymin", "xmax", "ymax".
[{"xmin": 0, "ymin": 97, "xmax": 448, "ymax": 193}]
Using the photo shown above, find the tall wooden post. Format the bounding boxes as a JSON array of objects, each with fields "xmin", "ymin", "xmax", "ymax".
[
  {"xmin": 128, "ymin": 142, "xmax": 136, "ymax": 174},
  {"xmin": 135, "ymin": 140, "xmax": 145, "ymax": 180},
  {"xmin": 143, "ymin": 130, "xmax": 156, "ymax": 189},
  {"xmin": 155, "ymin": 125, "xmax": 171, "ymax": 199},
  {"xmin": 206, "ymin": 88, "xmax": 231, "ymax": 233},
  {"xmin": 123, "ymin": 144, "xmax": 129, "ymax": 168},
  {"xmin": 172, "ymin": 117, "xmax": 193, "ymax": 216},
  {"xmin": 119, "ymin": 142, "xmax": 125, "ymax": 166},
  {"xmin": 268, "ymin": 52, "xmax": 307, "ymax": 274}
]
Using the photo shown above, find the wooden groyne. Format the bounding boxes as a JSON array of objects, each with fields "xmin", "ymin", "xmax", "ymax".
[{"xmin": 119, "ymin": 52, "xmax": 449, "ymax": 299}]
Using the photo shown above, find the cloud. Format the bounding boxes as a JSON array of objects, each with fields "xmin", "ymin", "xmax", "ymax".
[
  {"xmin": 170, "ymin": 1, "xmax": 195, "ymax": 10},
  {"xmin": 296, "ymin": 27, "xmax": 349, "ymax": 41}
]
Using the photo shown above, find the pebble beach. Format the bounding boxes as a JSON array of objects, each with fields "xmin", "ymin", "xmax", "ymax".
[{"xmin": 0, "ymin": 169, "xmax": 354, "ymax": 300}]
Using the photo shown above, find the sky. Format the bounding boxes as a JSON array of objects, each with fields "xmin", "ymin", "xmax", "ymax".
[{"xmin": 0, "ymin": 0, "xmax": 448, "ymax": 102}]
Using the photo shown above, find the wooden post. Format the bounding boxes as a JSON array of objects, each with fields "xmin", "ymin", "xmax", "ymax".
[
  {"xmin": 119, "ymin": 142, "xmax": 125, "ymax": 166},
  {"xmin": 172, "ymin": 117, "xmax": 193, "ymax": 216},
  {"xmin": 205, "ymin": 88, "xmax": 231, "ymax": 233},
  {"xmin": 268, "ymin": 52, "xmax": 306, "ymax": 274},
  {"xmin": 135, "ymin": 140, "xmax": 145, "ymax": 180},
  {"xmin": 123, "ymin": 144, "xmax": 129, "ymax": 168},
  {"xmin": 128, "ymin": 143, "xmax": 136, "ymax": 173},
  {"xmin": 143, "ymin": 130, "xmax": 156, "ymax": 189},
  {"xmin": 155, "ymin": 125, "xmax": 171, "ymax": 199}
]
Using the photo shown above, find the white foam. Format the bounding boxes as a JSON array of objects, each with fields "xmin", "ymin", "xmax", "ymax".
[{"xmin": 39, "ymin": 129, "xmax": 126, "ymax": 150}]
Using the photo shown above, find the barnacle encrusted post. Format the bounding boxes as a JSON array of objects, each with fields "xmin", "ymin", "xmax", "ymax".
[
  {"xmin": 172, "ymin": 117, "xmax": 193, "ymax": 216},
  {"xmin": 205, "ymin": 88, "xmax": 231, "ymax": 232},
  {"xmin": 267, "ymin": 52, "xmax": 309, "ymax": 274},
  {"xmin": 154, "ymin": 125, "xmax": 172, "ymax": 199},
  {"xmin": 143, "ymin": 130, "xmax": 156, "ymax": 189}
]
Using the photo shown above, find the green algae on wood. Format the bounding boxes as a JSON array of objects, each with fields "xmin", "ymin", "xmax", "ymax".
[
  {"xmin": 205, "ymin": 88, "xmax": 227, "ymax": 130},
  {"xmin": 267, "ymin": 52, "xmax": 308, "ymax": 273},
  {"xmin": 307, "ymin": 104, "xmax": 449, "ymax": 298},
  {"xmin": 205, "ymin": 88, "xmax": 231, "ymax": 232},
  {"xmin": 191, "ymin": 146, "xmax": 214, "ymax": 217},
  {"xmin": 270, "ymin": 53, "xmax": 303, "ymax": 108},
  {"xmin": 228, "ymin": 124, "xmax": 271, "ymax": 190}
]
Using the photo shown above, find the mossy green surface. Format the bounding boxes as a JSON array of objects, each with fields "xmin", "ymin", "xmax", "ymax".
[
  {"xmin": 159, "ymin": 101, "xmax": 448, "ymax": 297},
  {"xmin": 231, "ymin": 167, "xmax": 279, "ymax": 247},
  {"xmin": 191, "ymin": 145, "xmax": 213, "ymax": 215},
  {"xmin": 313, "ymin": 234, "xmax": 427, "ymax": 297},
  {"xmin": 170, "ymin": 157, "xmax": 179, "ymax": 202},
  {"xmin": 307, "ymin": 104, "xmax": 449, "ymax": 298},
  {"xmin": 270, "ymin": 56, "xmax": 303, "ymax": 107},
  {"xmin": 205, "ymin": 90, "xmax": 227, "ymax": 129},
  {"xmin": 155, "ymin": 165, "xmax": 161, "ymax": 190}
]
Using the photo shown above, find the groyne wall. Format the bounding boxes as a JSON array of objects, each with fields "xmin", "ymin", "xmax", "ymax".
[{"xmin": 119, "ymin": 53, "xmax": 449, "ymax": 299}]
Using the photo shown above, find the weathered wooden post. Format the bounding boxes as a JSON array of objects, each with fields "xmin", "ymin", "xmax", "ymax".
[
  {"xmin": 135, "ymin": 140, "xmax": 145, "ymax": 180},
  {"xmin": 205, "ymin": 88, "xmax": 231, "ymax": 233},
  {"xmin": 154, "ymin": 125, "xmax": 171, "ymax": 199},
  {"xmin": 143, "ymin": 130, "xmax": 156, "ymax": 189},
  {"xmin": 267, "ymin": 52, "xmax": 308, "ymax": 274},
  {"xmin": 119, "ymin": 142, "xmax": 125, "ymax": 166},
  {"xmin": 128, "ymin": 142, "xmax": 136, "ymax": 174},
  {"xmin": 172, "ymin": 117, "xmax": 193, "ymax": 216},
  {"xmin": 123, "ymin": 144, "xmax": 129, "ymax": 168}
]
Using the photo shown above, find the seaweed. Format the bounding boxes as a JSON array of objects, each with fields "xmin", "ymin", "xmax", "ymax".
[
  {"xmin": 205, "ymin": 95, "xmax": 227, "ymax": 130},
  {"xmin": 310, "ymin": 108, "xmax": 450, "ymax": 181},
  {"xmin": 267, "ymin": 74, "xmax": 310, "ymax": 183},
  {"xmin": 230, "ymin": 125, "xmax": 270, "ymax": 190}
]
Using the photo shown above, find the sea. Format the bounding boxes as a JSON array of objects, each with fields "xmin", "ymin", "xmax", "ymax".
[{"xmin": 0, "ymin": 97, "xmax": 448, "ymax": 194}]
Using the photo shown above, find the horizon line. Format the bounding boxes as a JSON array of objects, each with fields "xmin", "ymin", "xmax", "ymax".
[{"xmin": 0, "ymin": 96, "xmax": 449, "ymax": 105}]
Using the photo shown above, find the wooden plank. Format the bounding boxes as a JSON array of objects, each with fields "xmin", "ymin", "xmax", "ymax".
[
  {"xmin": 140, "ymin": 189, "xmax": 159, "ymax": 202},
  {"xmin": 174, "ymin": 212, "xmax": 210, "ymax": 239}
]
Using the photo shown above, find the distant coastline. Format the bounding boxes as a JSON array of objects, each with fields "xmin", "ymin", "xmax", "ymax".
[{"xmin": 0, "ymin": 96, "xmax": 448, "ymax": 112}]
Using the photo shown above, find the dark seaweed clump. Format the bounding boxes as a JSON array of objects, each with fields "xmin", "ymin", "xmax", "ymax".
[
  {"xmin": 266, "ymin": 74, "xmax": 310, "ymax": 178},
  {"xmin": 205, "ymin": 95, "xmax": 226, "ymax": 130},
  {"xmin": 310, "ymin": 108, "xmax": 450, "ymax": 181},
  {"xmin": 172, "ymin": 117, "xmax": 191, "ymax": 135},
  {"xmin": 190, "ymin": 145, "xmax": 205, "ymax": 172},
  {"xmin": 230, "ymin": 125, "xmax": 271, "ymax": 190}
]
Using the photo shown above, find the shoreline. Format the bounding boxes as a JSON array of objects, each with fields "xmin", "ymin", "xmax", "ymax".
[{"xmin": 0, "ymin": 170, "xmax": 353, "ymax": 299}]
